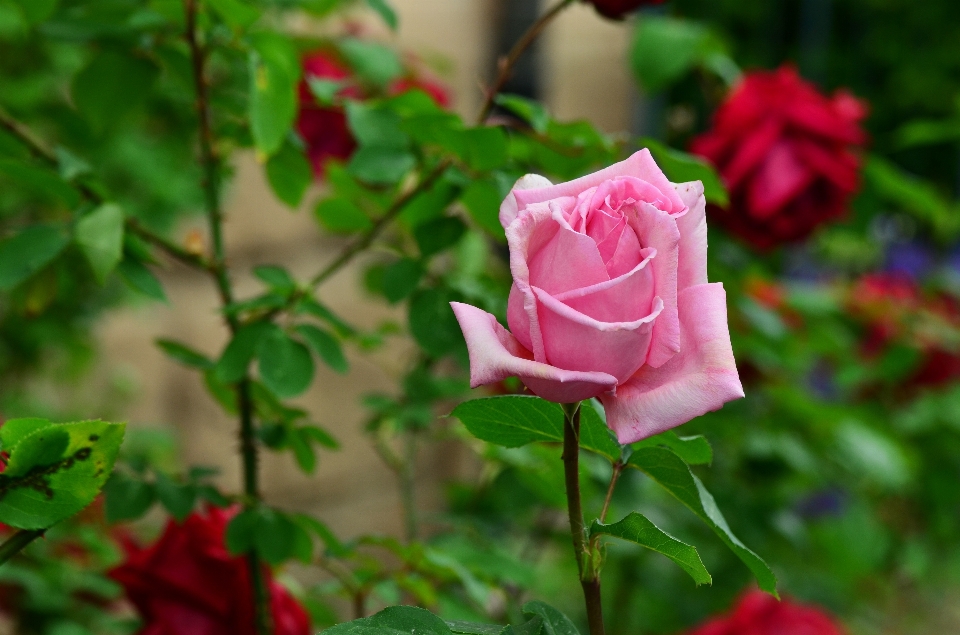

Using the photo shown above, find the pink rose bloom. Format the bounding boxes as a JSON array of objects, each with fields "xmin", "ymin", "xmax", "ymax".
[{"xmin": 451, "ymin": 150, "xmax": 744, "ymax": 443}]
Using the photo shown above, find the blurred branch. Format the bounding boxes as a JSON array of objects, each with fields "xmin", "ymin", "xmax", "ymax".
[
  {"xmin": 0, "ymin": 529, "xmax": 45, "ymax": 567},
  {"xmin": 182, "ymin": 0, "xmax": 270, "ymax": 633},
  {"xmin": 477, "ymin": 0, "xmax": 576, "ymax": 124}
]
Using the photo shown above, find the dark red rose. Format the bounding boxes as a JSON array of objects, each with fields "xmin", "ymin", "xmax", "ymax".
[
  {"xmin": 691, "ymin": 65, "xmax": 867, "ymax": 250},
  {"xmin": 297, "ymin": 51, "xmax": 360, "ymax": 177},
  {"xmin": 109, "ymin": 508, "xmax": 311, "ymax": 635},
  {"xmin": 686, "ymin": 590, "xmax": 845, "ymax": 635},
  {"xmin": 586, "ymin": 0, "xmax": 665, "ymax": 19}
]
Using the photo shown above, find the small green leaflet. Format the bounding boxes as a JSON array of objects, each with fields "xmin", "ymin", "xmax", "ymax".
[
  {"xmin": 256, "ymin": 327, "xmax": 315, "ymax": 398},
  {"xmin": 321, "ymin": 605, "xmax": 452, "ymax": 635},
  {"xmin": 634, "ymin": 430, "xmax": 712, "ymax": 465},
  {"xmin": 75, "ymin": 202, "xmax": 124, "ymax": 284},
  {"xmin": 590, "ymin": 512, "xmax": 711, "ymax": 585},
  {"xmin": 0, "ymin": 419, "xmax": 126, "ymax": 530},
  {"xmin": 627, "ymin": 447, "xmax": 778, "ymax": 595},
  {"xmin": 0, "ymin": 225, "xmax": 69, "ymax": 292},
  {"xmin": 521, "ymin": 601, "xmax": 580, "ymax": 635}
]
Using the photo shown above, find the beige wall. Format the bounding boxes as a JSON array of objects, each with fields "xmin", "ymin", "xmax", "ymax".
[{"xmin": 94, "ymin": 0, "xmax": 637, "ymax": 539}]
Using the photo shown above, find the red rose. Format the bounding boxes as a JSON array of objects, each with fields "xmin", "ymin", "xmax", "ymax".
[
  {"xmin": 297, "ymin": 51, "xmax": 360, "ymax": 177},
  {"xmin": 586, "ymin": 0, "xmax": 665, "ymax": 19},
  {"xmin": 109, "ymin": 508, "xmax": 311, "ymax": 635},
  {"xmin": 687, "ymin": 590, "xmax": 845, "ymax": 635},
  {"xmin": 691, "ymin": 66, "xmax": 867, "ymax": 250}
]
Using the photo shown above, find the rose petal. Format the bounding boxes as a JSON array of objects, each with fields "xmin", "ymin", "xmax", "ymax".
[
  {"xmin": 604, "ymin": 221, "xmax": 644, "ymax": 278},
  {"xmin": 533, "ymin": 287, "xmax": 662, "ymax": 383},
  {"xmin": 747, "ymin": 140, "xmax": 816, "ymax": 218},
  {"xmin": 499, "ymin": 174, "xmax": 554, "ymax": 229},
  {"xmin": 528, "ymin": 222, "xmax": 610, "ymax": 294},
  {"xmin": 600, "ymin": 283, "xmax": 744, "ymax": 443},
  {"xmin": 451, "ymin": 302, "xmax": 618, "ymax": 402},
  {"xmin": 673, "ymin": 181, "xmax": 708, "ymax": 291},
  {"xmin": 626, "ymin": 202, "xmax": 681, "ymax": 367},
  {"xmin": 553, "ymin": 249, "xmax": 656, "ymax": 323},
  {"xmin": 512, "ymin": 149, "xmax": 686, "ymax": 215}
]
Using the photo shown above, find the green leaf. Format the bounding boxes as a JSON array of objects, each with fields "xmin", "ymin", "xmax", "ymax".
[
  {"xmin": 249, "ymin": 35, "xmax": 300, "ymax": 156},
  {"xmin": 225, "ymin": 508, "xmax": 259, "ymax": 554},
  {"xmin": 590, "ymin": 512, "xmax": 712, "ymax": 585},
  {"xmin": 117, "ymin": 258, "xmax": 167, "ymax": 301},
  {"xmin": 266, "ymin": 141, "xmax": 313, "ymax": 207},
  {"xmin": 630, "ymin": 17, "xmax": 707, "ymax": 94},
  {"xmin": 458, "ymin": 127, "xmax": 508, "ymax": 171},
  {"xmin": 294, "ymin": 324, "xmax": 349, "ymax": 373},
  {"xmin": 301, "ymin": 425, "xmax": 339, "ymax": 449},
  {"xmin": 894, "ymin": 117, "xmax": 960, "ymax": 149},
  {"xmin": 207, "ymin": 0, "xmax": 260, "ymax": 28},
  {"xmin": 315, "ymin": 197, "xmax": 373, "ymax": 233},
  {"xmin": 0, "ymin": 225, "xmax": 69, "ymax": 292},
  {"xmin": 338, "ymin": 38, "xmax": 403, "ymax": 88},
  {"xmin": 11, "ymin": 0, "xmax": 57, "ymax": 25},
  {"xmin": 72, "ymin": 49, "xmax": 159, "ymax": 134},
  {"xmin": 495, "ymin": 94, "xmax": 549, "ymax": 133},
  {"xmin": 0, "ymin": 420, "xmax": 125, "ymax": 530},
  {"xmin": 103, "ymin": 473, "xmax": 155, "ymax": 523},
  {"xmin": 382, "ymin": 258, "xmax": 423, "ymax": 303},
  {"xmin": 290, "ymin": 428, "xmax": 317, "ymax": 473},
  {"xmin": 626, "ymin": 447, "xmax": 778, "ymax": 595},
  {"xmin": 215, "ymin": 321, "xmax": 274, "ymax": 383},
  {"xmin": 296, "ymin": 297, "xmax": 357, "ymax": 338},
  {"xmin": 578, "ymin": 402, "xmax": 622, "ymax": 463},
  {"xmin": 253, "ymin": 265, "xmax": 296, "ymax": 294},
  {"xmin": 365, "ymin": 0, "xmax": 397, "ymax": 29},
  {"xmin": 634, "ymin": 431, "xmax": 712, "ymax": 465},
  {"xmin": 521, "ymin": 601, "xmax": 580, "ymax": 635},
  {"xmin": 461, "ymin": 178, "xmax": 507, "ymax": 239},
  {"xmin": 257, "ymin": 328, "xmax": 315, "ymax": 398},
  {"xmin": 323, "ymin": 606, "xmax": 453, "ymax": 635},
  {"xmin": 345, "ymin": 101, "xmax": 409, "ymax": 149},
  {"xmin": 835, "ymin": 421, "xmax": 911, "ymax": 490},
  {"xmin": 452, "ymin": 396, "xmax": 562, "ymax": 448},
  {"xmin": 156, "ymin": 339, "xmax": 215, "ymax": 370},
  {"xmin": 294, "ymin": 513, "xmax": 348, "ymax": 556},
  {"xmin": 399, "ymin": 177, "xmax": 461, "ymax": 227},
  {"xmin": 408, "ymin": 288, "xmax": 464, "ymax": 357},
  {"xmin": 75, "ymin": 203, "xmax": 124, "ymax": 284},
  {"xmin": 641, "ymin": 139, "xmax": 728, "ymax": 206},
  {"xmin": 347, "ymin": 146, "xmax": 416, "ymax": 185},
  {"xmin": 0, "ymin": 418, "xmax": 54, "ymax": 451},
  {"xmin": 154, "ymin": 472, "xmax": 197, "ymax": 521},
  {"xmin": 415, "ymin": 216, "xmax": 467, "ymax": 258},
  {"xmin": 446, "ymin": 622, "xmax": 503, "ymax": 635},
  {"xmin": 254, "ymin": 508, "xmax": 299, "ymax": 565},
  {"xmin": 0, "ymin": 159, "xmax": 80, "ymax": 206}
]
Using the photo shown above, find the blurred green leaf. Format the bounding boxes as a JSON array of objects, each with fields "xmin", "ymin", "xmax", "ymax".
[
  {"xmin": 253, "ymin": 265, "xmax": 296, "ymax": 294},
  {"xmin": 315, "ymin": 197, "xmax": 373, "ymax": 233},
  {"xmin": 207, "ymin": 0, "xmax": 259, "ymax": 28},
  {"xmin": 0, "ymin": 225, "xmax": 69, "ymax": 291},
  {"xmin": 294, "ymin": 324, "xmax": 349, "ymax": 374},
  {"xmin": 0, "ymin": 420, "xmax": 125, "ymax": 530},
  {"xmin": 338, "ymin": 38, "xmax": 403, "ymax": 88},
  {"xmin": 365, "ymin": 0, "xmax": 397, "ymax": 29},
  {"xmin": 415, "ymin": 216, "xmax": 466, "ymax": 257},
  {"xmin": 103, "ymin": 473, "xmax": 155, "ymax": 523},
  {"xmin": 154, "ymin": 472, "xmax": 196, "ymax": 522},
  {"xmin": 627, "ymin": 447, "xmax": 778, "ymax": 595},
  {"xmin": 72, "ymin": 49, "xmax": 159, "ymax": 134},
  {"xmin": 863, "ymin": 155, "xmax": 960, "ymax": 240},
  {"xmin": 630, "ymin": 17, "xmax": 706, "ymax": 94},
  {"xmin": 75, "ymin": 203, "xmax": 124, "ymax": 284},
  {"xmin": 254, "ymin": 508, "xmax": 299, "ymax": 564},
  {"xmin": 835, "ymin": 421, "xmax": 912, "ymax": 490},
  {"xmin": 495, "ymin": 94, "xmax": 549, "ymax": 133},
  {"xmin": 461, "ymin": 177, "xmax": 507, "ymax": 239},
  {"xmin": 0, "ymin": 159, "xmax": 79, "ymax": 206},
  {"xmin": 641, "ymin": 139, "xmax": 728, "ymax": 206},
  {"xmin": 249, "ymin": 35, "xmax": 300, "ymax": 156},
  {"xmin": 11, "ymin": 0, "xmax": 57, "ymax": 25},
  {"xmin": 345, "ymin": 101, "xmax": 409, "ymax": 149},
  {"xmin": 894, "ymin": 117, "xmax": 960, "ymax": 149},
  {"xmin": 215, "ymin": 321, "xmax": 274, "ymax": 383},
  {"xmin": 266, "ymin": 141, "xmax": 313, "ymax": 207},
  {"xmin": 257, "ymin": 327, "xmax": 315, "ymax": 398},
  {"xmin": 156, "ymin": 338, "xmax": 215, "ymax": 370},
  {"xmin": 348, "ymin": 146, "xmax": 416, "ymax": 185},
  {"xmin": 225, "ymin": 508, "xmax": 259, "ymax": 554},
  {"xmin": 409, "ymin": 288, "xmax": 463, "ymax": 357},
  {"xmin": 382, "ymin": 258, "xmax": 422, "ymax": 303},
  {"xmin": 591, "ymin": 513, "xmax": 712, "ymax": 585},
  {"xmin": 323, "ymin": 606, "xmax": 453, "ymax": 635},
  {"xmin": 457, "ymin": 127, "xmax": 508, "ymax": 171}
]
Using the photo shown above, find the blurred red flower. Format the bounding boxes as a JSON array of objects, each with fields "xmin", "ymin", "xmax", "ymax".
[
  {"xmin": 686, "ymin": 590, "xmax": 845, "ymax": 635},
  {"xmin": 692, "ymin": 66, "xmax": 867, "ymax": 250},
  {"xmin": 109, "ymin": 508, "xmax": 310, "ymax": 635},
  {"xmin": 296, "ymin": 50, "xmax": 451, "ymax": 178},
  {"xmin": 587, "ymin": 0, "xmax": 665, "ymax": 19}
]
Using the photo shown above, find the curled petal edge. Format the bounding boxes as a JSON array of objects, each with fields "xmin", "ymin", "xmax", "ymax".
[{"xmin": 451, "ymin": 302, "xmax": 618, "ymax": 403}]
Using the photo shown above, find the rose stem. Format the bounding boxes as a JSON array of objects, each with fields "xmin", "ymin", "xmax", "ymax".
[
  {"xmin": 183, "ymin": 1, "xmax": 272, "ymax": 633},
  {"xmin": 562, "ymin": 401, "xmax": 606, "ymax": 635},
  {"xmin": 0, "ymin": 529, "xmax": 45, "ymax": 567},
  {"xmin": 477, "ymin": 0, "xmax": 577, "ymax": 124}
]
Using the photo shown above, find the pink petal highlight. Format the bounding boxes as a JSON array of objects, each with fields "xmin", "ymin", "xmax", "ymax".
[
  {"xmin": 451, "ymin": 302, "xmax": 618, "ymax": 403},
  {"xmin": 674, "ymin": 181, "xmax": 708, "ymax": 291},
  {"xmin": 599, "ymin": 283, "xmax": 744, "ymax": 443},
  {"xmin": 533, "ymin": 287, "xmax": 663, "ymax": 383}
]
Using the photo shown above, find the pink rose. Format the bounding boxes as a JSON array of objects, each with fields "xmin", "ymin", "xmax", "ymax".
[{"xmin": 450, "ymin": 150, "xmax": 744, "ymax": 443}]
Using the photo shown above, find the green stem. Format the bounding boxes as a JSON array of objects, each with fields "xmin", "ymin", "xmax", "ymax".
[
  {"xmin": 183, "ymin": 0, "xmax": 270, "ymax": 632},
  {"xmin": 562, "ymin": 402, "xmax": 605, "ymax": 635},
  {"xmin": 0, "ymin": 529, "xmax": 45, "ymax": 566}
]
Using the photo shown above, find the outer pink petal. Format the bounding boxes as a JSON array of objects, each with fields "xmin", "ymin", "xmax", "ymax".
[
  {"xmin": 534, "ymin": 287, "xmax": 662, "ymax": 384},
  {"xmin": 673, "ymin": 181, "xmax": 708, "ymax": 291},
  {"xmin": 599, "ymin": 283, "xmax": 744, "ymax": 443},
  {"xmin": 451, "ymin": 302, "xmax": 618, "ymax": 403},
  {"xmin": 627, "ymin": 202, "xmax": 681, "ymax": 367},
  {"xmin": 499, "ymin": 174, "xmax": 554, "ymax": 229},
  {"xmin": 512, "ymin": 150, "xmax": 687, "ymax": 215}
]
